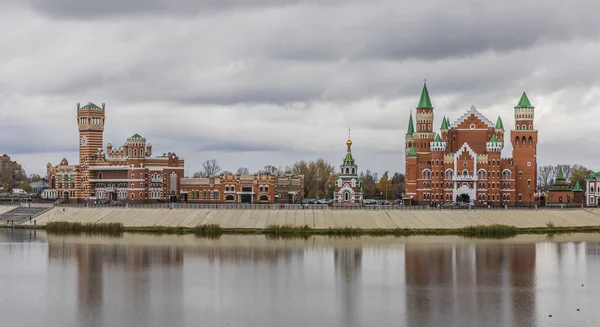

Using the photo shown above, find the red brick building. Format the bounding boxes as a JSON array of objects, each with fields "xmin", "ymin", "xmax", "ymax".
[
  {"xmin": 404, "ymin": 83, "xmax": 538, "ymax": 206},
  {"xmin": 179, "ymin": 173, "xmax": 304, "ymax": 204},
  {"xmin": 43, "ymin": 102, "xmax": 184, "ymax": 202},
  {"xmin": 547, "ymin": 167, "xmax": 583, "ymax": 205}
]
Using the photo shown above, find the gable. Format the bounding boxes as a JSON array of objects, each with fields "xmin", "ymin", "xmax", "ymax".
[
  {"xmin": 455, "ymin": 142, "xmax": 477, "ymax": 160},
  {"xmin": 450, "ymin": 105, "xmax": 494, "ymax": 129}
]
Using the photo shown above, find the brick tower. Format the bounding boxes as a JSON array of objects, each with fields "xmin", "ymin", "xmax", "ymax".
[
  {"xmin": 77, "ymin": 102, "xmax": 106, "ymax": 198},
  {"xmin": 510, "ymin": 93, "xmax": 538, "ymax": 204}
]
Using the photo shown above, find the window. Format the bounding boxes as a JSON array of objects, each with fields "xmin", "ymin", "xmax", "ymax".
[
  {"xmin": 260, "ymin": 186, "xmax": 264, "ymax": 192},
  {"xmin": 131, "ymin": 183, "xmax": 134, "ymax": 189},
  {"xmin": 226, "ymin": 194, "xmax": 234, "ymax": 201},
  {"xmin": 128, "ymin": 149, "xmax": 132, "ymax": 156},
  {"xmin": 518, "ymin": 194, "xmax": 522, "ymax": 201},
  {"xmin": 134, "ymin": 149, "xmax": 138, "ymax": 156},
  {"xmin": 521, "ymin": 136, "xmax": 526, "ymax": 144},
  {"xmin": 527, "ymin": 179, "xmax": 531, "ymax": 187},
  {"xmin": 131, "ymin": 193, "xmax": 134, "ymax": 199},
  {"xmin": 131, "ymin": 174, "xmax": 134, "ymax": 179},
  {"xmin": 528, "ymin": 136, "xmax": 533, "ymax": 144},
  {"xmin": 522, "ymin": 124, "xmax": 526, "ymax": 130},
  {"xmin": 98, "ymin": 172, "xmax": 103, "ymax": 179},
  {"xmin": 518, "ymin": 171, "xmax": 523, "ymax": 179},
  {"xmin": 265, "ymin": 186, "xmax": 269, "ymax": 192},
  {"xmin": 515, "ymin": 136, "xmax": 520, "ymax": 144},
  {"xmin": 214, "ymin": 191, "xmax": 219, "ymax": 200},
  {"xmin": 226, "ymin": 186, "xmax": 230, "ymax": 192},
  {"xmin": 260, "ymin": 195, "xmax": 268, "ymax": 201},
  {"xmin": 140, "ymin": 173, "xmax": 144, "ymax": 178},
  {"xmin": 463, "ymin": 169, "xmax": 468, "ymax": 176}
]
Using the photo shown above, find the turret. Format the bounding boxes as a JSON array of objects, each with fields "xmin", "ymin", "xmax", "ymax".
[
  {"xmin": 414, "ymin": 81, "xmax": 435, "ymax": 152},
  {"xmin": 440, "ymin": 116, "xmax": 450, "ymax": 142},
  {"xmin": 430, "ymin": 134, "xmax": 447, "ymax": 152},
  {"xmin": 486, "ymin": 134, "xmax": 502, "ymax": 152},
  {"xmin": 405, "ymin": 110, "xmax": 415, "ymax": 149},
  {"xmin": 514, "ymin": 92, "xmax": 535, "ymax": 131},
  {"xmin": 494, "ymin": 115, "xmax": 504, "ymax": 143}
]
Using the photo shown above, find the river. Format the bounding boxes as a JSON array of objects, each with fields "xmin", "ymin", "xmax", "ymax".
[{"xmin": 1, "ymin": 229, "xmax": 599, "ymax": 327}]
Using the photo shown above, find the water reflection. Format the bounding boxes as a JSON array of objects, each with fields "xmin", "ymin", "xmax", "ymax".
[{"xmin": 2, "ymin": 230, "xmax": 600, "ymax": 327}]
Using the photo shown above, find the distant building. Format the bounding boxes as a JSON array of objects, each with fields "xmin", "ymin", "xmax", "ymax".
[
  {"xmin": 404, "ymin": 82, "xmax": 538, "ymax": 206},
  {"xmin": 179, "ymin": 173, "xmax": 304, "ymax": 204},
  {"xmin": 333, "ymin": 133, "xmax": 363, "ymax": 205},
  {"xmin": 0, "ymin": 154, "xmax": 22, "ymax": 175},
  {"xmin": 547, "ymin": 167, "xmax": 583, "ymax": 205},
  {"xmin": 43, "ymin": 102, "xmax": 184, "ymax": 202},
  {"xmin": 30, "ymin": 179, "xmax": 49, "ymax": 194},
  {"xmin": 585, "ymin": 172, "xmax": 600, "ymax": 206}
]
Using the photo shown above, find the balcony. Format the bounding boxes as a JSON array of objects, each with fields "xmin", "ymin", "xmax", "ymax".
[
  {"xmin": 454, "ymin": 175, "xmax": 475, "ymax": 181},
  {"xmin": 151, "ymin": 177, "xmax": 163, "ymax": 183}
]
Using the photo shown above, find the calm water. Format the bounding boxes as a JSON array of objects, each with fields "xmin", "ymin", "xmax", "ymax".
[{"xmin": 1, "ymin": 230, "xmax": 600, "ymax": 327}]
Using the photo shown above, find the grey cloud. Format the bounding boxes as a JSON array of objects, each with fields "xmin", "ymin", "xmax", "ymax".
[{"xmin": 29, "ymin": 0, "xmax": 356, "ymax": 18}]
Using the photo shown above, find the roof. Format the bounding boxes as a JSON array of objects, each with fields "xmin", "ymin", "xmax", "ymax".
[
  {"xmin": 407, "ymin": 111, "xmax": 414, "ymax": 135},
  {"xmin": 450, "ymin": 105, "xmax": 495, "ymax": 129},
  {"xmin": 573, "ymin": 180, "xmax": 583, "ymax": 192},
  {"xmin": 440, "ymin": 116, "xmax": 448, "ymax": 130},
  {"xmin": 490, "ymin": 134, "xmax": 498, "ymax": 143},
  {"xmin": 495, "ymin": 116, "xmax": 504, "ymax": 130},
  {"xmin": 80, "ymin": 102, "xmax": 102, "ymax": 110},
  {"xmin": 434, "ymin": 134, "xmax": 442, "ymax": 142},
  {"xmin": 128, "ymin": 133, "xmax": 146, "ymax": 141},
  {"xmin": 406, "ymin": 145, "xmax": 418, "ymax": 157},
  {"xmin": 516, "ymin": 92, "xmax": 534, "ymax": 108},
  {"xmin": 556, "ymin": 167, "xmax": 565, "ymax": 181},
  {"xmin": 417, "ymin": 83, "xmax": 433, "ymax": 108}
]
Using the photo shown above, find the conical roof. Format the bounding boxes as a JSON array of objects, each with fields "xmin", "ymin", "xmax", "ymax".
[
  {"xmin": 556, "ymin": 166, "xmax": 565, "ymax": 180},
  {"xmin": 417, "ymin": 83, "xmax": 433, "ymax": 108},
  {"xmin": 490, "ymin": 134, "xmax": 498, "ymax": 143},
  {"xmin": 516, "ymin": 92, "xmax": 533, "ymax": 108},
  {"xmin": 495, "ymin": 116, "xmax": 504, "ymax": 130},
  {"xmin": 434, "ymin": 134, "xmax": 442, "ymax": 142},
  {"xmin": 573, "ymin": 180, "xmax": 583, "ymax": 192},
  {"xmin": 406, "ymin": 145, "xmax": 418, "ymax": 157},
  {"xmin": 407, "ymin": 111, "xmax": 415, "ymax": 135}
]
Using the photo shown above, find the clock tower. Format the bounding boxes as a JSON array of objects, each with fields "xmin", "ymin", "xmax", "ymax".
[{"xmin": 77, "ymin": 102, "xmax": 105, "ymax": 198}]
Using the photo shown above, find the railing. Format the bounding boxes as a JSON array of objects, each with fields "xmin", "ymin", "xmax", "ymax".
[
  {"xmin": 50, "ymin": 202, "xmax": 586, "ymax": 211},
  {"xmin": 151, "ymin": 177, "xmax": 163, "ymax": 183}
]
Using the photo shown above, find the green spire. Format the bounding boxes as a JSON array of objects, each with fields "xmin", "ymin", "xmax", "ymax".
[
  {"xmin": 516, "ymin": 92, "xmax": 533, "ymax": 108},
  {"xmin": 556, "ymin": 166, "xmax": 565, "ymax": 180},
  {"xmin": 444, "ymin": 117, "xmax": 450, "ymax": 129},
  {"xmin": 490, "ymin": 134, "xmax": 498, "ymax": 143},
  {"xmin": 495, "ymin": 116, "xmax": 504, "ymax": 130},
  {"xmin": 573, "ymin": 180, "xmax": 583, "ymax": 192},
  {"xmin": 406, "ymin": 145, "xmax": 418, "ymax": 157},
  {"xmin": 407, "ymin": 111, "xmax": 415, "ymax": 135},
  {"xmin": 434, "ymin": 134, "xmax": 442, "ymax": 143},
  {"xmin": 417, "ymin": 82, "xmax": 433, "ymax": 108},
  {"xmin": 440, "ymin": 116, "xmax": 448, "ymax": 130}
]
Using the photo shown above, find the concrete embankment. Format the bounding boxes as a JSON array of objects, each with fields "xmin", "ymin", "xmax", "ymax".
[{"xmin": 19, "ymin": 207, "xmax": 600, "ymax": 229}]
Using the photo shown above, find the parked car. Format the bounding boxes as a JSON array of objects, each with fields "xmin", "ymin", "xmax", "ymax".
[
  {"xmin": 363, "ymin": 199, "xmax": 377, "ymax": 205},
  {"xmin": 441, "ymin": 202, "xmax": 473, "ymax": 209},
  {"xmin": 377, "ymin": 200, "xmax": 391, "ymax": 205}
]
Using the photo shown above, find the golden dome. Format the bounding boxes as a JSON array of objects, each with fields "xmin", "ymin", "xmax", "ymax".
[{"xmin": 346, "ymin": 139, "xmax": 352, "ymax": 146}]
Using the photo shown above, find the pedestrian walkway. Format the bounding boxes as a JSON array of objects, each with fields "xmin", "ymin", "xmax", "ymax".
[{"xmin": 20, "ymin": 207, "xmax": 600, "ymax": 229}]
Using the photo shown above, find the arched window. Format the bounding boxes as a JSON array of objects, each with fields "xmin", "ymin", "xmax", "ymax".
[
  {"xmin": 463, "ymin": 169, "xmax": 468, "ymax": 176},
  {"xmin": 134, "ymin": 149, "xmax": 138, "ymax": 156},
  {"xmin": 528, "ymin": 136, "xmax": 533, "ymax": 144},
  {"xmin": 516, "ymin": 125, "xmax": 520, "ymax": 130},
  {"xmin": 527, "ymin": 179, "xmax": 531, "ymax": 187},
  {"xmin": 225, "ymin": 186, "xmax": 229, "ymax": 192},
  {"xmin": 492, "ymin": 182, "xmax": 495, "ymax": 189},
  {"xmin": 515, "ymin": 137, "xmax": 520, "ymax": 144},
  {"xmin": 529, "ymin": 125, "xmax": 533, "ymax": 130},
  {"xmin": 128, "ymin": 149, "xmax": 132, "ymax": 156},
  {"xmin": 521, "ymin": 136, "xmax": 526, "ymax": 144},
  {"xmin": 260, "ymin": 186, "xmax": 264, "ymax": 192},
  {"xmin": 98, "ymin": 172, "xmax": 103, "ymax": 180},
  {"xmin": 518, "ymin": 171, "xmax": 523, "ymax": 179},
  {"xmin": 226, "ymin": 194, "xmax": 234, "ymax": 201},
  {"xmin": 522, "ymin": 124, "xmax": 526, "ymax": 130},
  {"xmin": 344, "ymin": 192, "xmax": 349, "ymax": 201},
  {"xmin": 492, "ymin": 194, "xmax": 495, "ymax": 201},
  {"xmin": 260, "ymin": 195, "xmax": 268, "ymax": 201}
]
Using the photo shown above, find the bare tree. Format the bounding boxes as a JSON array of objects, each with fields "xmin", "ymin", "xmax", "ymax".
[
  {"xmin": 258, "ymin": 165, "xmax": 278, "ymax": 175},
  {"xmin": 537, "ymin": 165, "xmax": 554, "ymax": 192},
  {"xmin": 192, "ymin": 159, "xmax": 221, "ymax": 178},
  {"xmin": 236, "ymin": 167, "xmax": 250, "ymax": 175}
]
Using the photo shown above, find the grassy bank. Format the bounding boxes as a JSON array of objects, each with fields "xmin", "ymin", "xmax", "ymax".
[{"xmin": 11, "ymin": 221, "xmax": 598, "ymax": 239}]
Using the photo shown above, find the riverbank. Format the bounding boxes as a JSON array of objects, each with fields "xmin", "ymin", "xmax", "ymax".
[{"xmin": 16, "ymin": 206, "xmax": 600, "ymax": 230}]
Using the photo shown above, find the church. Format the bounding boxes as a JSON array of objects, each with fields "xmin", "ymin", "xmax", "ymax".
[
  {"xmin": 333, "ymin": 132, "xmax": 364, "ymax": 205},
  {"xmin": 404, "ymin": 83, "xmax": 538, "ymax": 206}
]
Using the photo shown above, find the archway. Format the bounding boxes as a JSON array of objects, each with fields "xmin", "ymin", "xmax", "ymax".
[
  {"xmin": 457, "ymin": 193, "xmax": 470, "ymax": 203},
  {"xmin": 344, "ymin": 191, "xmax": 349, "ymax": 202}
]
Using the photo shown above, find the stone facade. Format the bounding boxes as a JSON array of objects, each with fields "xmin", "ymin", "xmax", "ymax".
[
  {"xmin": 179, "ymin": 173, "xmax": 304, "ymax": 204},
  {"xmin": 43, "ymin": 102, "xmax": 184, "ymax": 202},
  {"xmin": 585, "ymin": 172, "xmax": 600, "ymax": 206},
  {"xmin": 0, "ymin": 154, "xmax": 22, "ymax": 175},
  {"xmin": 333, "ymin": 134, "xmax": 363, "ymax": 205},
  {"xmin": 404, "ymin": 83, "xmax": 538, "ymax": 206}
]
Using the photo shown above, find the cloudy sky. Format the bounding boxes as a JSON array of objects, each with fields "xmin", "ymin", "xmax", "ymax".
[{"xmin": 1, "ymin": 0, "xmax": 600, "ymax": 177}]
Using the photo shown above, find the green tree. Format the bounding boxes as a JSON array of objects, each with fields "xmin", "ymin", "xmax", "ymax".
[
  {"xmin": 291, "ymin": 159, "xmax": 334, "ymax": 198},
  {"xmin": 362, "ymin": 170, "xmax": 378, "ymax": 198},
  {"xmin": 376, "ymin": 171, "xmax": 392, "ymax": 200},
  {"xmin": 390, "ymin": 172, "xmax": 406, "ymax": 199},
  {"xmin": 570, "ymin": 166, "xmax": 593, "ymax": 190}
]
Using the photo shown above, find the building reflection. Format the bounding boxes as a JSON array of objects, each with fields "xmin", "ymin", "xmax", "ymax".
[
  {"xmin": 404, "ymin": 243, "xmax": 536, "ymax": 327},
  {"xmin": 334, "ymin": 246, "xmax": 362, "ymax": 327},
  {"xmin": 48, "ymin": 243, "xmax": 184, "ymax": 327},
  {"xmin": 185, "ymin": 246, "xmax": 303, "ymax": 265}
]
